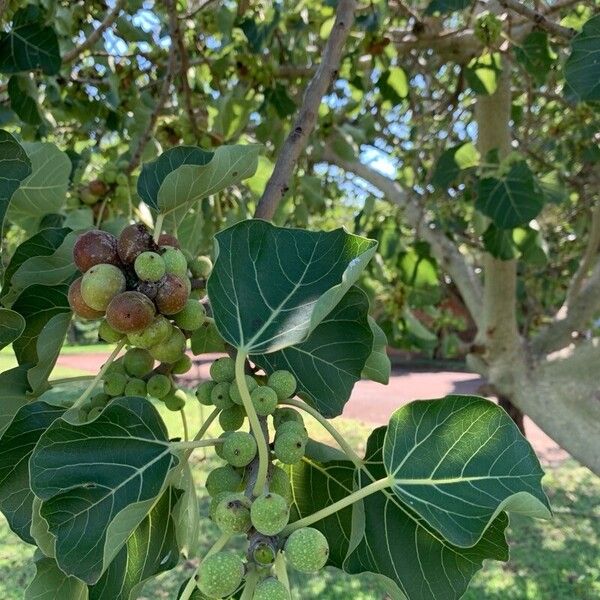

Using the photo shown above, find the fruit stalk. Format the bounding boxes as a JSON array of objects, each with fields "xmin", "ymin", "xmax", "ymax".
[
  {"xmin": 180, "ymin": 408, "xmax": 189, "ymax": 441},
  {"xmin": 239, "ymin": 568, "xmax": 260, "ymax": 600},
  {"xmin": 281, "ymin": 475, "xmax": 394, "ymax": 535},
  {"xmin": 170, "ymin": 438, "xmax": 223, "ymax": 451},
  {"xmin": 184, "ymin": 406, "xmax": 221, "ymax": 461},
  {"xmin": 152, "ymin": 214, "xmax": 164, "ymax": 243},
  {"xmin": 235, "ymin": 351, "xmax": 269, "ymax": 496}
]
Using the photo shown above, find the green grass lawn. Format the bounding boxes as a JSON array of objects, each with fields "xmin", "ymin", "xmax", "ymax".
[
  {"xmin": 0, "ymin": 398, "xmax": 598, "ymax": 599},
  {"xmin": 0, "ymin": 353, "xmax": 90, "ymax": 380}
]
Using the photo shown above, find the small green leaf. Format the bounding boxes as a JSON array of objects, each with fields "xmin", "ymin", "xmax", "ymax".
[
  {"xmin": 0, "ymin": 129, "xmax": 32, "ymax": 236},
  {"xmin": 8, "ymin": 142, "xmax": 71, "ymax": 235},
  {"xmin": 476, "ymin": 161, "xmax": 545, "ymax": 229},
  {"xmin": 425, "ymin": 0, "xmax": 471, "ymax": 15},
  {"xmin": 378, "ymin": 67, "xmax": 409, "ymax": 104},
  {"xmin": 361, "ymin": 317, "xmax": 391, "ymax": 384},
  {"xmin": 208, "ymin": 220, "xmax": 377, "ymax": 354},
  {"xmin": 25, "ymin": 556, "xmax": 87, "ymax": 600},
  {"xmin": 0, "ymin": 308, "xmax": 25, "ymax": 350},
  {"xmin": 483, "ymin": 224, "xmax": 518, "ymax": 260},
  {"xmin": 515, "ymin": 31, "xmax": 556, "ymax": 85},
  {"xmin": 30, "ymin": 396, "xmax": 180, "ymax": 584},
  {"xmin": 564, "ymin": 14, "xmax": 600, "ymax": 102},
  {"xmin": 465, "ymin": 52, "xmax": 502, "ymax": 95},
  {"xmin": 432, "ymin": 143, "xmax": 480, "ymax": 189},
  {"xmin": 383, "ymin": 395, "xmax": 551, "ymax": 547},
  {"xmin": 190, "ymin": 320, "xmax": 226, "ymax": 355},
  {"xmin": 0, "ymin": 400, "xmax": 65, "ymax": 543},
  {"xmin": 0, "ymin": 9, "xmax": 61, "ymax": 75},
  {"xmin": 252, "ymin": 286, "xmax": 374, "ymax": 418}
]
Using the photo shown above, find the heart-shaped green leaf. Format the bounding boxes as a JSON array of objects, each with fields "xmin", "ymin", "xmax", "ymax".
[
  {"xmin": 0, "ymin": 129, "xmax": 32, "ymax": 236},
  {"xmin": 345, "ymin": 427, "xmax": 510, "ymax": 600},
  {"xmin": 383, "ymin": 395, "xmax": 550, "ymax": 547},
  {"xmin": 252, "ymin": 286, "xmax": 373, "ymax": 417},
  {"xmin": 0, "ymin": 400, "xmax": 65, "ymax": 543},
  {"xmin": 30, "ymin": 396, "xmax": 180, "ymax": 584},
  {"xmin": 208, "ymin": 220, "xmax": 377, "ymax": 354},
  {"xmin": 7, "ymin": 142, "xmax": 71, "ymax": 235},
  {"xmin": 564, "ymin": 15, "xmax": 600, "ymax": 102},
  {"xmin": 476, "ymin": 161, "xmax": 545, "ymax": 229}
]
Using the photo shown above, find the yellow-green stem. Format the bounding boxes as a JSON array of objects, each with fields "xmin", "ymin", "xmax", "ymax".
[
  {"xmin": 153, "ymin": 214, "xmax": 164, "ymax": 243},
  {"xmin": 235, "ymin": 351, "xmax": 269, "ymax": 495},
  {"xmin": 71, "ymin": 340, "xmax": 125, "ymax": 411},
  {"xmin": 185, "ymin": 406, "xmax": 220, "ymax": 461},
  {"xmin": 274, "ymin": 551, "xmax": 291, "ymax": 596},
  {"xmin": 281, "ymin": 475, "xmax": 393, "ymax": 536},
  {"xmin": 171, "ymin": 438, "xmax": 222, "ymax": 451},
  {"xmin": 180, "ymin": 408, "xmax": 189, "ymax": 441},
  {"xmin": 281, "ymin": 398, "xmax": 364, "ymax": 471},
  {"xmin": 239, "ymin": 568, "xmax": 260, "ymax": 600}
]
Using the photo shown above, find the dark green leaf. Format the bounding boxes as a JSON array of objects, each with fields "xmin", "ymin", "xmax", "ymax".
[
  {"xmin": 8, "ymin": 75, "xmax": 42, "ymax": 125},
  {"xmin": 208, "ymin": 220, "xmax": 377, "ymax": 354},
  {"xmin": 476, "ymin": 161, "xmax": 545, "ymax": 228},
  {"xmin": 30, "ymin": 396, "xmax": 180, "ymax": 584},
  {"xmin": 0, "ymin": 400, "xmax": 65, "ymax": 543},
  {"xmin": 0, "ymin": 129, "xmax": 32, "ymax": 235},
  {"xmin": 431, "ymin": 143, "xmax": 479, "ymax": 189},
  {"xmin": 25, "ymin": 555, "xmax": 87, "ymax": 600},
  {"xmin": 0, "ymin": 365, "xmax": 31, "ymax": 438},
  {"xmin": 425, "ymin": 0, "xmax": 471, "ymax": 15},
  {"xmin": 252, "ymin": 286, "xmax": 373, "ymax": 418},
  {"xmin": 361, "ymin": 317, "xmax": 390, "ymax": 384},
  {"xmin": 515, "ymin": 31, "xmax": 556, "ymax": 85},
  {"xmin": 0, "ymin": 308, "xmax": 25, "ymax": 350},
  {"xmin": 0, "ymin": 9, "xmax": 61, "ymax": 75},
  {"xmin": 345, "ymin": 427, "xmax": 510, "ymax": 600},
  {"xmin": 482, "ymin": 224, "xmax": 518, "ymax": 260},
  {"xmin": 383, "ymin": 395, "xmax": 551, "ymax": 547},
  {"xmin": 191, "ymin": 320, "xmax": 226, "ymax": 355},
  {"xmin": 564, "ymin": 15, "xmax": 600, "ymax": 102},
  {"xmin": 89, "ymin": 487, "xmax": 182, "ymax": 600}
]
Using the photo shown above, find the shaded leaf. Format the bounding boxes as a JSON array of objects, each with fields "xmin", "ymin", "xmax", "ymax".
[
  {"xmin": 383, "ymin": 395, "xmax": 551, "ymax": 547},
  {"xmin": 191, "ymin": 320, "xmax": 226, "ymax": 355},
  {"xmin": 0, "ymin": 365, "xmax": 31, "ymax": 438},
  {"xmin": 208, "ymin": 220, "xmax": 377, "ymax": 354},
  {"xmin": 0, "ymin": 308, "xmax": 25, "ymax": 349},
  {"xmin": 431, "ymin": 143, "xmax": 479, "ymax": 189},
  {"xmin": 25, "ymin": 555, "xmax": 87, "ymax": 600},
  {"xmin": 252, "ymin": 286, "xmax": 373, "ymax": 418},
  {"xmin": 564, "ymin": 14, "xmax": 600, "ymax": 102},
  {"xmin": 465, "ymin": 52, "xmax": 502, "ymax": 95},
  {"xmin": 361, "ymin": 317, "xmax": 390, "ymax": 384},
  {"xmin": 482, "ymin": 224, "xmax": 517, "ymax": 260},
  {"xmin": 8, "ymin": 74, "xmax": 42, "ymax": 125},
  {"xmin": 30, "ymin": 396, "xmax": 179, "ymax": 584},
  {"xmin": 515, "ymin": 31, "xmax": 556, "ymax": 85}
]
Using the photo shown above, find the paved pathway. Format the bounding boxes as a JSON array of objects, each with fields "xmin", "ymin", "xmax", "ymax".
[{"xmin": 57, "ymin": 352, "xmax": 567, "ymax": 465}]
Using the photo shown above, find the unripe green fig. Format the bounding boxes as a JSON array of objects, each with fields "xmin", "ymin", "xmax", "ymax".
[
  {"xmin": 161, "ymin": 246, "xmax": 188, "ymax": 277},
  {"xmin": 98, "ymin": 319, "xmax": 124, "ymax": 343},
  {"xmin": 124, "ymin": 378, "xmax": 147, "ymax": 397},
  {"xmin": 211, "ymin": 382, "xmax": 233, "ymax": 410},
  {"xmin": 87, "ymin": 406, "xmax": 104, "ymax": 420},
  {"xmin": 284, "ymin": 527, "xmax": 329, "ymax": 573},
  {"xmin": 89, "ymin": 393, "xmax": 111, "ymax": 410},
  {"xmin": 254, "ymin": 577, "xmax": 288, "ymax": 600},
  {"xmin": 276, "ymin": 420, "xmax": 308, "ymax": 442},
  {"xmin": 209, "ymin": 491, "xmax": 230, "ymax": 520},
  {"xmin": 196, "ymin": 380, "xmax": 216, "ymax": 406},
  {"xmin": 68, "ymin": 277, "xmax": 105, "ymax": 320},
  {"xmin": 103, "ymin": 372, "xmax": 127, "ymax": 396},
  {"xmin": 229, "ymin": 375, "xmax": 258, "ymax": 405},
  {"xmin": 219, "ymin": 405, "xmax": 246, "ymax": 431},
  {"xmin": 269, "ymin": 466, "xmax": 292, "ymax": 503},
  {"xmin": 197, "ymin": 551, "xmax": 244, "ymax": 599},
  {"xmin": 205, "ymin": 465, "xmax": 242, "ymax": 497},
  {"xmin": 147, "ymin": 374, "xmax": 171, "ymax": 399},
  {"xmin": 214, "ymin": 493, "xmax": 251, "ymax": 534},
  {"xmin": 274, "ymin": 430, "xmax": 306, "ymax": 465},
  {"xmin": 223, "ymin": 431, "xmax": 257, "ymax": 467},
  {"xmin": 209, "ymin": 357, "xmax": 236, "ymax": 383},
  {"xmin": 127, "ymin": 316, "xmax": 171, "ymax": 349},
  {"xmin": 252, "ymin": 542, "xmax": 276, "ymax": 566},
  {"xmin": 190, "ymin": 255, "xmax": 213, "ymax": 278},
  {"xmin": 215, "ymin": 432, "xmax": 232, "ymax": 460},
  {"xmin": 173, "ymin": 299, "xmax": 206, "ymax": 331},
  {"xmin": 105, "ymin": 357, "xmax": 127, "ymax": 376},
  {"xmin": 172, "ymin": 354, "xmax": 192, "ymax": 374},
  {"xmin": 251, "ymin": 386, "xmax": 278, "ymax": 416},
  {"xmin": 81, "ymin": 264, "xmax": 126, "ymax": 311},
  {"xmin": 272, "ymin": 408, "xmax": 304, "ymax": 430},
  {"xmin": 250, "ymin": 493, "xmax": 289, "ymax": 536},
  {"xmin": 123, "ymin": 348, "xmax": 154, "ymax": 377},
  {"xmin": 164, "ymin": 388, "xmax": 187, "ymax": 411},
  {"xmin": 267, "ymin": 370, "xmax": 297, "ymax": 400},
  {"xmin": 134, "ymin": 251, "xmax": 166, "ymax": 282},
  {"xmin": 106, "ymin": 291, "xmax": 155, "ymax": 333},
  {"xmin": 149, "ymin": 327, "xmax": 186, "ymax": 363}
]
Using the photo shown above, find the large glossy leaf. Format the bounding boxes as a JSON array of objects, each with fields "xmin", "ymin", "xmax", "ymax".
[
  {"xmin": 564, "ymin": 14, "xmax": 600, "ymax": 102},
  {"xmin": 0, "ymin": 400, "xmax": 65, "ymax": 543},
  {"xmin": 7, "ymin": 142, "xmax": 71, "ymax": 235},
  {"xmin": 0, "ymin": 308, "xmax": 25, "ymax": 349},
  {"xmin": 383, "ymin": 395, "xmax": 550, "ymax": 547},
  {"xmin": 0, "ymin": 7, "xmax": 61, "ymax": 75},
  {"xmin": 252, "ymin": 286, "xmax": 373, "ymax": 417},
  {"xmin": 361, "ymin": 316, "xmax": 391, "ymax": 384},
  {"xmin": 0, "ymin": 365, "xmax": 31, "ymax": 438},
  {"xmin": 30, "ymin": 396, "xmax": 180, "ymax": 584},
  {"xmin": 344, "ymin": 427, "xmax": 510, "ymax": 600},
  {"xmin": 1, "ymin": 228, "xmax": 77, "ymax": 306},
  {"xmin": 0, "ymin": 129, "xmax": 32, "ymax": 235},
  {"xmin": 208, "ymin": 220, "xmax": 377, "ymax": 354},
  {"xmin": 476, "ymin": 161, "xmax": 545, "ymax": 229},
  {"xmin": 25, "ymin": 555, "xmax": 87, "ymax": 600},
  {"xmin": 89, "ymin": 487, "xmax": 182, "ymax": 600}
]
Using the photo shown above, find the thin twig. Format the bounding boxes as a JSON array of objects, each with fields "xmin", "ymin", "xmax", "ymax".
[
  {"xmin": 254, "ymin": 0, "xmax": 357, "ymax": 220},
  {"xmin": 62, "ymin": 0, "xmax": 127, "ymax": 63},
  {"xmin": 498, "ymin": 0, "xmax": 576, "ymax": 39}
]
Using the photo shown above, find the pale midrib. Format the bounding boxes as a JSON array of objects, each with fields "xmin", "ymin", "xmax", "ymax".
[{"xmin": 394, "ymin": 473, "xmax": 537, "ymax": 486}]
